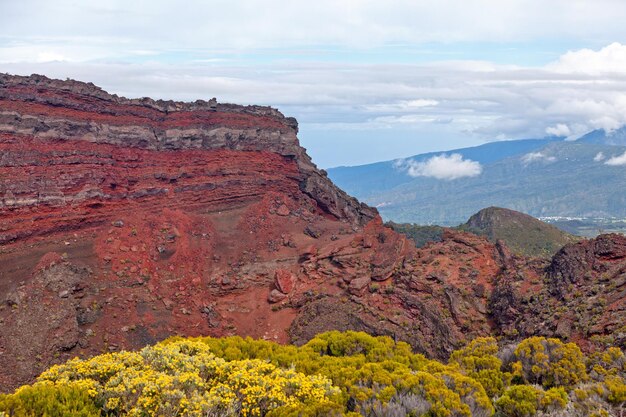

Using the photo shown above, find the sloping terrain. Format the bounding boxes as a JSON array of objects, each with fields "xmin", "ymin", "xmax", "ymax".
[
  {"xmin": 328, "ymin": 138, "xmax": 557, "ymax": 199},
  {"xmin": 0, "ymin": 73, "xmax": 379, "ymax": 389},
  {"xmin": 388, "ymin": 207, "xmax": 579, "ymax": 258},
  {"xmin": 492, "ymin": 233, "xmax": 626, "ymax": 351},
  {"xmin": 579, "ymin": 126, "xmax": 626, "ymax": 146},
  {"xmin": 461, "ymin": 207, "xmax": 580, "ymax": 258},
  {"xmin": 385, "ymin": 222, "xmax": 446, "ymax": 248},
  {"xmin": 0, "ymin": 74, "xmax": 624, "ymax": 393},
  {"xmin": 329, "ymin": 140, "xmax": 626, "ymax": 225}
]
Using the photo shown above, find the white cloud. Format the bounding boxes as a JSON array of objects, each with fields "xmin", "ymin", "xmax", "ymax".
[
  {"xmin": 605, "ymin": 151, "xmax": 626, "ymax": 166},
  {"xmin": 399, "ymin": 153, "xmax": 482, "ymax": 180},
  {"xmin": 549, "ymin": 43, "xmax": 626, "ymax": 75},
  {"xmin": 363, "ymin": 99, "xmax": 439, "ymax": 113},
  {"xmin": 36, "ymin": 52, "xmax": 67, "ymax": 62},
  {"xmin": 406, "ymin": 99, "xmax": 439, "ymax": 108},
  {"xmin": 3, "ymin": 1, "xmax": 626, "ymax": 49},
  {"xmin": 522, "ymin": 152, "xmax": 557, "ymax": 164},
  {"xmin": 545, "ymin": 123, "xmax": 571, "ymax": 137},
  {"xmin": 393, "ymin": 158, "xmax": 408, "ymax": 169},
  {"xmin": 594, "ymin": 152, "xmax": 606, "ymax": 162}
]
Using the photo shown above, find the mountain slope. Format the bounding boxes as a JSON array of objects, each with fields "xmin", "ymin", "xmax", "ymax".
[
  {"xmin": 332, "ymin": 140, "xmax": 626, "ymax": 225},
  {"xmin": 461, "ymin": 207, "xmax": 579, "ymax": 257},
  {"xmin": 328, "ymin": 138, "xmax": 559, "ymax": 199},
  {"xmin": 388, "ymin": 207, "xmax": 579, "ymax": 258},
  {"xmin": 578, "ymin": 126, "xmax": 626, "ymax": 146},
  {"xmin": 0, "ymin": 73, "xmax": 388, "ymax": 389}
]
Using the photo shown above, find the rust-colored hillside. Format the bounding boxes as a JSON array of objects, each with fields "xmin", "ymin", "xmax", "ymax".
[{"xmin": 0, "ymin": 74, "xmax": 624, "ymax": 391}]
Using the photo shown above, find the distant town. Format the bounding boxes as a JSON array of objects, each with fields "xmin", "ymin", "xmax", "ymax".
[{"xmin": 540, "ymin": 216, "xmax": 626, "ymax": 237}]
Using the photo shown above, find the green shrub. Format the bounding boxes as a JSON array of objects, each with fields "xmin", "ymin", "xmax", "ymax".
[
  {"xmin": 495, "ymin": 385, "xmax": 542, "ymax": 417},
  {"xmin": 0, "ymin": 381, "xmax": 100, "ymax": 417}
]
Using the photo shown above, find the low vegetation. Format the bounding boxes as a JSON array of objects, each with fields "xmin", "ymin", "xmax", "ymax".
[
  {"xmin": 387, "ymin": 207, "xmax": 580, "ymax": 258},
  {"xmin": 385, "ymin": 222, "xmax": 445, "ymax": 248},
  {"xmin": 1, "ymin": 332, "xmax": 624, "ymax": 417}
]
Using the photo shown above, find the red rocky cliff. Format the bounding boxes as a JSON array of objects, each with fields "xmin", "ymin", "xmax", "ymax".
[
  {"xmin": 0, "ymin": 73, "xmax": 381, "ymax": 389},
  {"xmin": 1, "ymin": 74, "xmax": 624, "ymax": 391}
]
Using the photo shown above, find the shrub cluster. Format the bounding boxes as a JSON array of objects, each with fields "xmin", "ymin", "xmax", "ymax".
[{"xmin": 0, "ymin": 332, "xmax": 624, "ymax": 417}]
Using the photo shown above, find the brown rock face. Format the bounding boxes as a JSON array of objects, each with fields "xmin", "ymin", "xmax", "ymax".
[
  {"xmin": 0, "ymin": 73, "xmax": 373, "ymax": 389},
  {"xmin": 492, "ymin": 234, "xmax": 626, "ymax": 350},
  {"xmin": 0, "ymin": 74, "xmax": 624, "ymax": 391},
  {"xmin": 2, "ymin": 261, "xmax": 88, "ymax": 385},
  {"xmin": 547, "ymin": 233, "xmax": 626, "ymax": 297}
]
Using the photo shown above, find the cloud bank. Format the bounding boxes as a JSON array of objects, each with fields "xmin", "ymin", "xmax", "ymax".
[
  {"xmin": 3, "ymin": 0, "xmax": 626, "ymax": 49},
  {"xmin": 7, "ymin": 44, "xmax": 626, "ymax": 140},
  {"xmin": 397, "ymin": 154, "xmax": 482, "ymax": 180},
  {"xmin": 605, "ymin": 151, "xmax": 626, "ymax": 166},
  {"xmin": 522, "ymin": 152, "xmax": 557, "ymax": 165}
]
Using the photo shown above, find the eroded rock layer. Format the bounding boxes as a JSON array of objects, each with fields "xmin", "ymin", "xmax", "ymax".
[{"xmin": 0, "ymin": 74, "xmax": 624, "ymax": 392}]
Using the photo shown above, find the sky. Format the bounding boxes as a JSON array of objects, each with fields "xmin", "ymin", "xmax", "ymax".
[{"xmin": 2, "ymin": 1, "xmax": 626, "ymax": 168}]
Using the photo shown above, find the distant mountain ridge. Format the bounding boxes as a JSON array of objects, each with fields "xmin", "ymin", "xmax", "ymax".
[
  {"xmin": 329, "ymin": 137, "xmax": 559, "ymax": 199},
  {"xmin": 328, "ymin": 137, "xmax": 626, "ymax": 226},
  {"xmin": 579, "ymin": 126, "xmax": 626, "ymax": 146}
]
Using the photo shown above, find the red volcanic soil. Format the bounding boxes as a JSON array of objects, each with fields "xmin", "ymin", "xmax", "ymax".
[
  {"xmin": 1, "ymin": 73, "xmax": 625, "ymax": 391},
  {"xmin": 0, "ymin": 134, "xmax": 302, "ymax": 244}
]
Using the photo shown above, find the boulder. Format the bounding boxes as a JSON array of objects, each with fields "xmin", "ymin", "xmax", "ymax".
[
  {"xmin": 276, "ymin": 204, "xmax": 290, "ymax": 216},
  {"xmin": 275, "ymin": 269, "xmax": 295, "ymax": 294},
  {"xmin": 268, "ymin": 289, "xmax": 287, "ymax": 303}
]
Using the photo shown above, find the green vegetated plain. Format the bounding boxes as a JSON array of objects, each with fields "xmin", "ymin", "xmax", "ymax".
[{"xmin": 1, "ymin": 331, "xmax": 624, "ymax": 417}]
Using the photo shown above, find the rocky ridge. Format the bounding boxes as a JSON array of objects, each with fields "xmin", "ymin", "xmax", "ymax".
[
  {"xmin": 0, "ymin": 73, "xmax": 375, "ymax": 237},
  {"xmin": 0, "ymin": 74, "xmax": 624, "ymax": 391}
]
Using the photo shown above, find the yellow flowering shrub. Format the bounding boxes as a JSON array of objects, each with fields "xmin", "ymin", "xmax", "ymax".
[
  {"xmin": 192, "ymin": 331, "xmax": 492, "ymax": 417},
  {"xmin": 602, "ymin": 375, "xmax": 626, "ymax": 405},
  {"xmin": 540, "ymin": 386, "xmax": 568, "ymax": 411},
  {"xmin": 597, "ymin": 347, "xmax": 625, "ymax": 372},
  {"xmin": 495, "ymin": 385, "xmax": 542, "ymax": 417},
  {"xmin": 36, "ymin": 340, "xmax": 338, "ymax": 417},
  {"xmin": 2, "ymin": 331, "xmax": 624, "ymax": 417},
  {"xmin": 512, "ymin": 336, "xmax": 587, "ymax": 388},
  {"xmin": 448, "ymin": 337, "xmax": 508, "ymax": 398}
]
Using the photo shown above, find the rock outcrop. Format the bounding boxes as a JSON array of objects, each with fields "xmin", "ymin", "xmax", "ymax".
[
  {"xmin": 1, "ymin": 74, "xmax": 624, "ymax": 391},
  {"xmin": 0, "ymin": 73, "xmax": 375, "ymax": 243},
  {"xmin": 492, "ymin": 234, "xmax": 626, "ymax": 349},
  {"xmin": 0, "ymin": 73, "xmax": 380, "ymax": 390}
]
